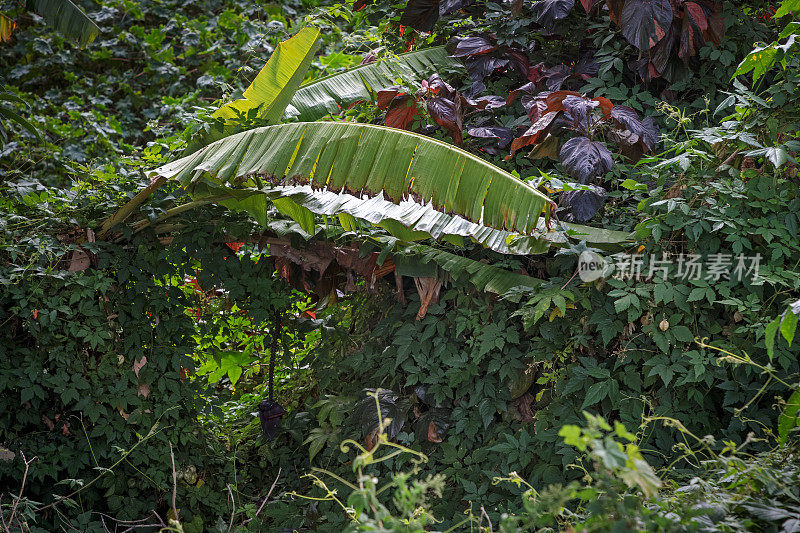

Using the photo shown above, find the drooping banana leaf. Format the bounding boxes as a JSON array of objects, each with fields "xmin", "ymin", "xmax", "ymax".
[
  {"xmin": 30, "ymin": 0, "xmax": 100, "ymax": 46},
  {"xmin": 186, "ymin": 27, "xmax": 320, "ymax": 153},
  {"xmin": 284, "ymin": 46, "xmax": 456, "ymax": 122},
  {"xmin": 152, "ymin": 122, "xmax": 553, "ymax": 239}
]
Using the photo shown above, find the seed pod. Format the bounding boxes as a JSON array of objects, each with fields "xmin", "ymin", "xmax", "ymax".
[{"xmin": 659, "ymin": 319, "xmax": 669, "ymax": 331}]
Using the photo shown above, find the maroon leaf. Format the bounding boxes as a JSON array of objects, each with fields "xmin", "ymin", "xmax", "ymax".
[
  {"xmin": 592, "ymin": 96, "xmax": 614, "ymax": 118},
  {"xmin": 427, "ymin": 96, "xmax": 463, "ymax": 144},
  {"xmin": 579, "ymin": 0, "xmax": 605, "ymax": 12},
  {"xmin": 649, "ymin": 18, "xmax": 680, "ymax": 76},
  {"xmin": 619, "ymin": 0, "xmax": 673, "ymax": 51},
  {"xmin": 531, "ymin": 0, "xmax": 576, "ymax": 29},
  {"xmin": 527, "ymin": 62, "xmax": 547, "ymax": 83},
  {"xmin": 509, "ymin": 111, "xmax": 560, "ymax": 154},
  {"xmin": 606, "ymin": 0, "xmax": 625, "ymax": 24},
  {"xmin": 507, "ymin": 82, "xmax": 537, "ymax": 105},
  {"xmin": 400, "ymin": 0, "xmax": 440, "ymax": 32},
  {"xmin": 385, "ymin": 95, "xmax": 420, "ymax": 129},
  {"xmin": 451, "ymin": 35, "xmax": 497, "ymax": 57},
  {"xmin": 679, "ymin": 1, "xmax": 707, "ymax": 60},
  {"xmin": 504, "ymin": 49, "xmax": 531, "ymax": 77},
  {"xmin": 559, "ymin": 136, "xmax": 613, "ymax": 183},
  {"xmin": 377, "ymin": 86, "xmax": 407, "ymax": 109},
  {"xmin": 546, "ymin": 90, "xmax": 583, "ymax": 113}
]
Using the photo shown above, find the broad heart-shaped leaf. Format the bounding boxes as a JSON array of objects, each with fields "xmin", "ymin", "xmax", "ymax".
[
  {"xmin": 531, "ymin": 0, "xmax": 576, "ymax": 29},
  {"xmin": 30, "ymin": 0, "xmax": 100, "ymax": 46},
  {"xmin": 285, "ymin": 47, "xmax": 455, "ymax": 122},
  {"xmin": 153, "ymin": 122, "xmax": 552, "ymax": 237},
  {"xmin": 187, "ymin": 27, "xmax": 320, "ymax": 152},
  {"xmin": 561, "ymin": 185, "xmax": 607, "ymax": 222},
  {"xmin": 562, "ymin": 95, "xmax": 599, "ymax": 136},
  {"xmin": 619, "ymin": 0, "xmax": 673, "ymax": 51},
  {"xmin": 559, "ymin": 136, "xmax": 613, "ymax": 183}
]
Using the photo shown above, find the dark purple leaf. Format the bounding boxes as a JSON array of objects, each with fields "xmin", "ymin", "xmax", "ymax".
[
  {"xmin": 464, "ymin": 55, "xmax": 508, "ymax": 81},
  {"xmin": 400, "ymin": 0, "xmax": 440, "ymax": 32},
  {"xmin": 467, "ymin": 126, "xmax": 514, "ymax": 148},
  {"xmin": 439, "ymin": 0, "xmax": 467, "ymax": 16},
  {"xmin": 573, "ymin": 56, "xmax": 599, "ymax": 79},
  {"xmin": 451, "ymin": 35, "xmax": 497, "ymax": 57},
  {"xmin": 543, "ymin": 64, "xmax": 572, "ymax": 91},
  {"xmin": 531, "ymin": 0, "xmax": 576, "ymax": 29},
  {"xmin": 619, "ymin": 0, "xmax": 673, "ymax": 51},
  {"xmin": 522, "ymin": 92, "xmax": 550, "ymax": 122},
  {"xmin": 562, "ymin": 95, "xmax": 599, "ymax": 136},
  {"xmin": 559, "ymin": 136, "xmax": 613, "ymax": 183},
  {"xmin": 507, "ymin": 82, "xmax": 537, "ymax": 105},
  {"xmin": 427, "ymin": 95, "xmax": 463, "ymax": 144},
  {"xmin": 561, "ymin": 185, "xmax": 607, "ymax": 222},
  {"xmin": 425, "ymin": 73, "xmax": 456, "ymax": 98},
  {"xmin": 504, "ymin": 48, "xmax": 531, "ymax": 77},
  {"xmin": 609, "ymin": 105, "xmax": 658, "ymax": 152},
  {"xmin": 472, "ymin": 95, "xmax": 506, "ymax": 110}
]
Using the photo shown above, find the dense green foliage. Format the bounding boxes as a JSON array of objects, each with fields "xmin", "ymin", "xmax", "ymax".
[{"xmin": 1, "ymin": 0, "xmax": 799, "ymax": 530}]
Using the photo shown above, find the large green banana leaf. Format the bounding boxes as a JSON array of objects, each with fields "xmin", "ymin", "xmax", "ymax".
[
  {"xmin": 152, "ymin": 122, "xmax": 554, "ymax": 239},
  {"xmin": 30, "ymin": 0, "xmax": 100, "ymax": 46},
  {"xmin": 284, "ymin": 46, "xmax": 456, "ymax": 122},
  {"xmin": 186, "ymin": 27, "xmax": 320, "ymax": 152}
]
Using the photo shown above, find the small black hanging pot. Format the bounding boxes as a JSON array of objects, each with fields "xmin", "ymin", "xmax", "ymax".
[{"xmin": 258, "ymin": 399, "xmax": 285, "ymax": 441}]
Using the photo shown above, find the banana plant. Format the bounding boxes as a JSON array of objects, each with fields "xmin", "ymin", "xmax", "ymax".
[
  {"xmin": 186, "ymin": 26, "xmax": 321, "ymax": 152},
  {"xmin": 104, "ymin": 28, "xmax": 631, "ymax": 257},
  {"xmin": 284, "ymin": 46, "xmax": 455, "ymax": 122}
]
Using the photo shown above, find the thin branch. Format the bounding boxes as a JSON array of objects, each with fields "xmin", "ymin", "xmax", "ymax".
[
  {"xmin": 169, "ymin": 442, "xmax": 178, "ymax": 520},
  {"xmin": 226, "ymin": 485, "xmax": 236, "ymax": 533},
  {"xmin": 6, "ymin": 452, "xmax": 37, "ymax": 533},
  {"xmin": 243, "ymin": 468, "xmax": 282, "ymax": 526},
  {"xmin": 480, "ymin": 505, "xmax": 493, "ymax": 533}
]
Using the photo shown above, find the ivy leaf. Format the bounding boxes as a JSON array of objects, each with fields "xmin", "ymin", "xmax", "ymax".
[
  {"xmin": 780, "ymin": 311, "xmax": 798, "ymax": 346},
  {"xmin": 778, "ymin": 389, "xmax": 800, "ymax": 445},
  {"xmin": 581, "ymin": 380, "xmax": 609, "ymax": 408}
]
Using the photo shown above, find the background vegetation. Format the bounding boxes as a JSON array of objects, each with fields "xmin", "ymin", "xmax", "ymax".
[{"xmin": 0, "ymin": 0, "xmax": 799, "ymax": 531}]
